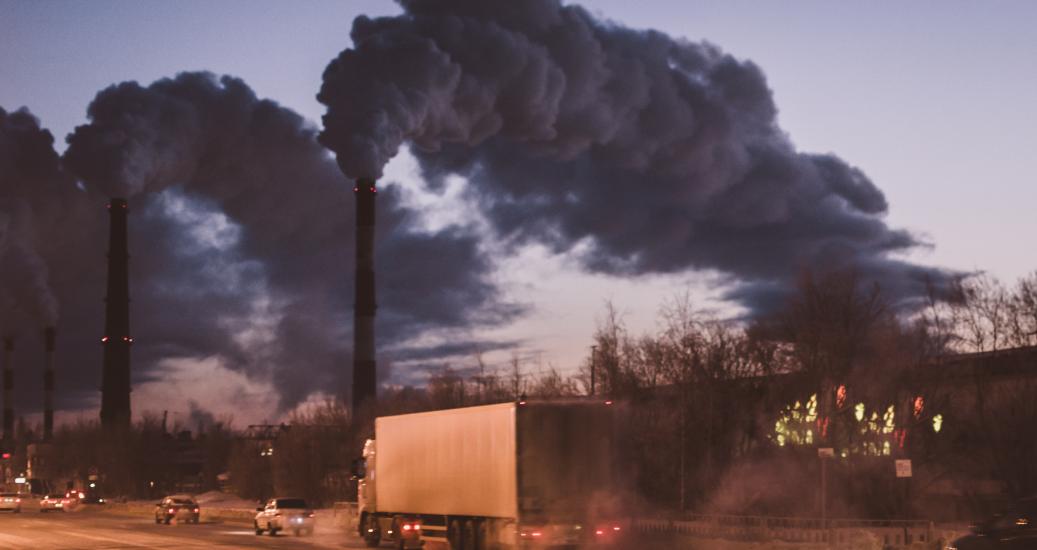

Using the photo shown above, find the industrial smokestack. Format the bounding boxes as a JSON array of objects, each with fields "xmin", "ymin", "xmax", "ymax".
[
  {"xmin": 352, "ymin": 178, "xmax": 377, "ymax": 415},
  {"xmin": 43, "ymin": 326, "xmax": 55, "ymax": 441},
  {"xmin": 2, "ymin": 337, "xmax": 12, "ymax": 442},
  {"xmin": 100, "ymin": 198, "xmax": 131, "ymax": 429}
]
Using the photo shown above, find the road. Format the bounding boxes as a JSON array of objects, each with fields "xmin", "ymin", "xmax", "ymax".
[
  {"xmin": 0, "ymin": 508, "xmax": 367, "ymax": 549},
  {"xmin": 0, "ymin": 508, "xmax": 681, "ymax": 549}
]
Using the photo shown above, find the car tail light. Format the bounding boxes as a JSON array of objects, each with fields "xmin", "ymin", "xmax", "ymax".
[
  {"xmin": 596, "ymin": 529, "xmax": 605, "ymax": 535},
  {"xmin": 15, "ymin": 498, "xmax": 21, "ymax": 503},
  {"xmin": 193, "ymin": 508, "xmax": 199, "ymax": 513},
  {"xmin": 168, "ymin": 508, "xmax": 175, "ymax": 514},
  {"xmin": 613, "ymin": 526, "xmax": 621, "ymax": 531},
  {"xmin": 307, "ymin": 513, "xmax": 315, "ymax": 518}
]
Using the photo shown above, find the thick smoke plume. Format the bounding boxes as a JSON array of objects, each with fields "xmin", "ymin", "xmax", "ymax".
[
  {"xmin": 0, "ymin": 72, "xmax": 514, "ymax": 417},
  {"xmin": 319, "ymin": 0, "xmax": 951, "ymax": 312},
  {"xmin": 0, "ymin": 108, "xmax": 63, "ymax": 330},
  {"xmin": 63, "ymin": 72, "xmax": 516, "ymax": 409}
]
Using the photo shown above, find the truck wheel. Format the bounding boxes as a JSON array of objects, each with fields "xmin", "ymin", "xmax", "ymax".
[
  {"xmin": 462, "ymin": 520, "xmax": 476, "ymax": 550},
  {"xmin": 445, "ymin": 518, "xmax": 458, "ymax": 547},
  {"xmin": 390, "ymin": 518, "xmax": 403, "ymax": 550},
  {"xmin": 448, "ymin": 520, "xmax": 462, "ymax": 550},
  {"xmin": 476, "ymin": 521, "xmax": 489, "ymax": 550},
  {"xmin": 363, "ymin": 514, "xmax": 381, "ymax": 548}
]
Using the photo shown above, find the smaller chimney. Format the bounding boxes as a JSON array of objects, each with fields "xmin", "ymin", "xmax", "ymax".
[
  {"xmin": 2, "ymin": 337, "xmax": 12, "ymax": 442},
  {"xmin": 43, "ymin": 327, "xmax": 55, "ymax": 441}
]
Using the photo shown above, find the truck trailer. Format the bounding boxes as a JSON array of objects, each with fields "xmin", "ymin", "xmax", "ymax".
[{"xmin": 356, "ymin": 399, "xmax": 624, "ymax": 549}]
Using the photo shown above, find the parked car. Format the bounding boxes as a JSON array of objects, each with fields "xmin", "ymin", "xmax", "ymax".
[
  {"xmin": 0, "ymin": 493, "xmax": 23, "ymax": 513},
  {"xmin": 154, "ymin": 495, "xmax": 200, "ymax": 524},
  {"xmin": 39, "ymin": 494, "xmax": 66, "ymax": 512},
  {"xmin": 948, "ymin": 497, "xmax": 1037, "ymax": 549},
  {"xmin": 254, "ymin": 498, "xmax": 315, "ymax": 536}
]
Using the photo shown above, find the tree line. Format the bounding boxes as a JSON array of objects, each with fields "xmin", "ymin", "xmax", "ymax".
[{"xmin": 35, "ymin": 269, "xmax": 1037, "ymax": 519}]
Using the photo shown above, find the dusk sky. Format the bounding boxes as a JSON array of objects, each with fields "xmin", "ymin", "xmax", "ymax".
[{"xmin": 2, "ymin": 0, "xmax": 1035, "ymax": 426}]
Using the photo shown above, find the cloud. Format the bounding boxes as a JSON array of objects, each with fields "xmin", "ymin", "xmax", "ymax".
[
  {"xmin": 0, "ymin": 72, "xmax": 518, "ymax": 419},
  {"xmin": 318, "ymin": 0, "xmax": 954, "ymax": 314}
]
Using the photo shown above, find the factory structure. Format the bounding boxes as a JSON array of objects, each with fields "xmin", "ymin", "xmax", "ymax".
[{"xmin": 1, "ymin": 173, "xmax": 381, "ymax": 490}]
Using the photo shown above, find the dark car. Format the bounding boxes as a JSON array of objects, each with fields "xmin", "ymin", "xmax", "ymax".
[
  {"xmin": 154, "ymin": 495, "xmax": 200, "ymax": 524},
  {"xmin": 948, "ymin": 498, "xmax": 1037, "ymax": 549}
]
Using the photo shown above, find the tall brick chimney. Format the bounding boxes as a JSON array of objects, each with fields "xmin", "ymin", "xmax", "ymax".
[
  {"xmin": 352, "ymin": 178, "xmax": 377, "ymax": 415},
  {"xmin": 100, "ymin": 198, "xmax": 131, "ymax": 428}
]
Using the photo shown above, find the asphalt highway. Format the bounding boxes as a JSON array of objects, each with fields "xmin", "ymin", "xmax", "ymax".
[
  {"xmin": 0, "ymin": 508, "xmax": 368, "ymax": 549},
  {"xmin": 0, "ymin": 509, "xmax": 684, "ymax": 549}
]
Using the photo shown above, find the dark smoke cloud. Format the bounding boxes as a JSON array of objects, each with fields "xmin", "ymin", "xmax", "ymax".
[
  {"xmin": 62, "ymin": 72, "xmax": 518, "ymax": 409},
  {"xmin": 0, "ymin": 72, "xmax": 516, "ymax": 417},
  {"xmin": 0, "ymin": 108, "xmax": 63, "ymax": 329},
  {"xmin": 318, "ymin": 0, "xmax": 952, "ymax": 313}
]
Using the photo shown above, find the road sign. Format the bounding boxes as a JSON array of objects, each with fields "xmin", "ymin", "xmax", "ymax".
[
  {"xmin": 895, "ymin": 459, "xmax": 913, "ymax": 478},
  {"xmin": 817, "ymin": 447, "xmax": 835, "ymax": 458}
]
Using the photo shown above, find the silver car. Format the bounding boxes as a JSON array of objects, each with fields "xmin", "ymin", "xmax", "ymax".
[
  {"xmin": 254, "ymin": 498, "xmax": 315, "ymax": 536},
  {"xmin": 0, "ymin": 493, "xmax": 23, "ymax": 513}
]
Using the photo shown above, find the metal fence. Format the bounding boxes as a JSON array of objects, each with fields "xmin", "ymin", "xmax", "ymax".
[{"xmin": 634, "ymin": 514, "xmax": 948, "ymax": 548}]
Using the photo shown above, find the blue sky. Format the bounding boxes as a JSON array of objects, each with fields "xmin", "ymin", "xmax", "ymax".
[{"xmin": 2, "ymin": 0, "xmax": 1035, "ymax": 420}]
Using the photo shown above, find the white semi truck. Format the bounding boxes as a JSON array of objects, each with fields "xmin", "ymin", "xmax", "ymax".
[{"xmin": 355, "ymin": 399, "xmax": 624, "ymax": 549}]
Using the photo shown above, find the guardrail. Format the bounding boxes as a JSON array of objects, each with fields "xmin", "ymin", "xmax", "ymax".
[
  {"xmin": 634, "ymin": 514, "xmax": 961, "ymax": 549},
  {"xmin": 101, "ymin": 502, "xmax": 256, "ymax": 525}
]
